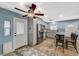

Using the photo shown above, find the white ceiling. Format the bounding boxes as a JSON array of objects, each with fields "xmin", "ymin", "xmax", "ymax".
[
  {"xmin": 40, "ymin": 2, "xmax": 79, "ymax": 21},
  {"xmin": 0, "ymin": 2, "xmax": 79, "ymax": 22}
]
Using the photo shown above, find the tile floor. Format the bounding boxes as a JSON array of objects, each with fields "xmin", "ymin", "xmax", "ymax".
[
  {"xmin": 5, "ymin": 38, "xmax": 79, "ymax": 56},
  {"xmin": 34, "ymin": 38, "xmax": 79, "ymax": 56},
  {"xmin": 5, "ymin": 47, "xmax": 46, "ymax": 56}
]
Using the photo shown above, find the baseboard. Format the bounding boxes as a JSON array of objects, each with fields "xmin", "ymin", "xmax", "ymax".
[{"xmin": 15, "ymin": 45, "xmax": 28, "ymax": 50}]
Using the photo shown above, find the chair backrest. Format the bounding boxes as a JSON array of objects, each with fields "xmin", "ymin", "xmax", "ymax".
[
  {"xmin": 60, "ymin": 35, "xmax": 64, "ymax": 41},
  {"xmin": 71, "ymin": 33, "xmax": 75, "ymax": 40},
  {"xmin": 74, "ymin": 34, "xmax": 78, "ymax": 42},
  {"xmin": 71, "ymin": 33, "xmax": 78, "ymax": 42}
]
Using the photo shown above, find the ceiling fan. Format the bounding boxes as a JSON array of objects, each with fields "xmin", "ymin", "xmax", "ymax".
[{"xmin": 15, "ymin": 3, "xmax": 44, "ymax": 18}]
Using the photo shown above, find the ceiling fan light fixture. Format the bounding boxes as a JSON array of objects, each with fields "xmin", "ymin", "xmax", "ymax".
[
  {"xmin": 15, "ymin": 3, "xmax": 44, "ymax": 18},
  {"xmin": 45, "ymin": 15, "xmax": 47, "ymax": 17},
  {"xmin": 28, "ymin": 13, "xmax": 34, "ymax": 17}
]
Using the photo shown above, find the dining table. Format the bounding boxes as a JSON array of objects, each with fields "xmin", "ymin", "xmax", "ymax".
[
  {"xmin": 56, "ymin": 32, "xmax": 71, "ymax": 39},
  {"xmin": 55, "ymin": 32, "xmax": 71, "ymax": 49}
]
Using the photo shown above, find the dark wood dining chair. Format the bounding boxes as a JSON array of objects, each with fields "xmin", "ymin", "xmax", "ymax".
[
  {"xmin": 66, "ymin": 33, "xmax": 78, "ymax": 53},
  {"xmin": 55, "ymin": 34, "xmax": 65, "ymax": 52}
]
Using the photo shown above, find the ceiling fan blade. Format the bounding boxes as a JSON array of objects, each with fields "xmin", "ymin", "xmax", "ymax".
[
  {"xmin": 30, "ymin": 4, "xmax": 36, "ymax": 11},
  {"xmin": 15, "ymin": 7, "xmax": 27, "ymax": 13},
  {"xmin": 35, "ymin": 13, "xmax": 44, "ymax": 16},
  {"xmin": 22, "ymin": 15, "xmax": 28, "ymax": 17}
]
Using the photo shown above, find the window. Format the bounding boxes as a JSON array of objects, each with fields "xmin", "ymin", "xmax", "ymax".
[
  {"xmin": 50, "ymin": 25, "xmax": 57, "ymax": 30},
  {"xmin": 49, "ymin": 21, "xmax": 57, "ymax": 30},
  {"xmin": 4, "ymin": 20, "xmax": 10, "ymax": 36},
  {"xmin": 68, "ymin": 24, "xmax": 74, "ymax": 27}
]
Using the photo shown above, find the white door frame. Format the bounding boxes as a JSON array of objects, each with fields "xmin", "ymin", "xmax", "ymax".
[{"xmin": 13, "ymin": 17, "xmax": 27, "ymax": 51}]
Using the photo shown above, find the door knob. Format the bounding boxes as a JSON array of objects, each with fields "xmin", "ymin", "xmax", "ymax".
[
  {"xmin": 15, "ymin": 33, "xmax": 16, "ymax": 36},
  {"xmin": 15, "ymin": 35, "xmax": 16, "ymax": 36}
]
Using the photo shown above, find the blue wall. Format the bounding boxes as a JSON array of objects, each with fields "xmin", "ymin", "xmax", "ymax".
[
  {"xmin": 0, "ymin": 7, "xmax": 27, "ymax": 54},
  {"xmin": 57, "ymin": 19, "xmax": 79, "ymax": 36}
]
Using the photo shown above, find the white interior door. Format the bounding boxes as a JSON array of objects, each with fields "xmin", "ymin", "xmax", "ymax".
[{"xmin": 13, "ymin": 17, "xmax": 27, "ymax": 50}]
